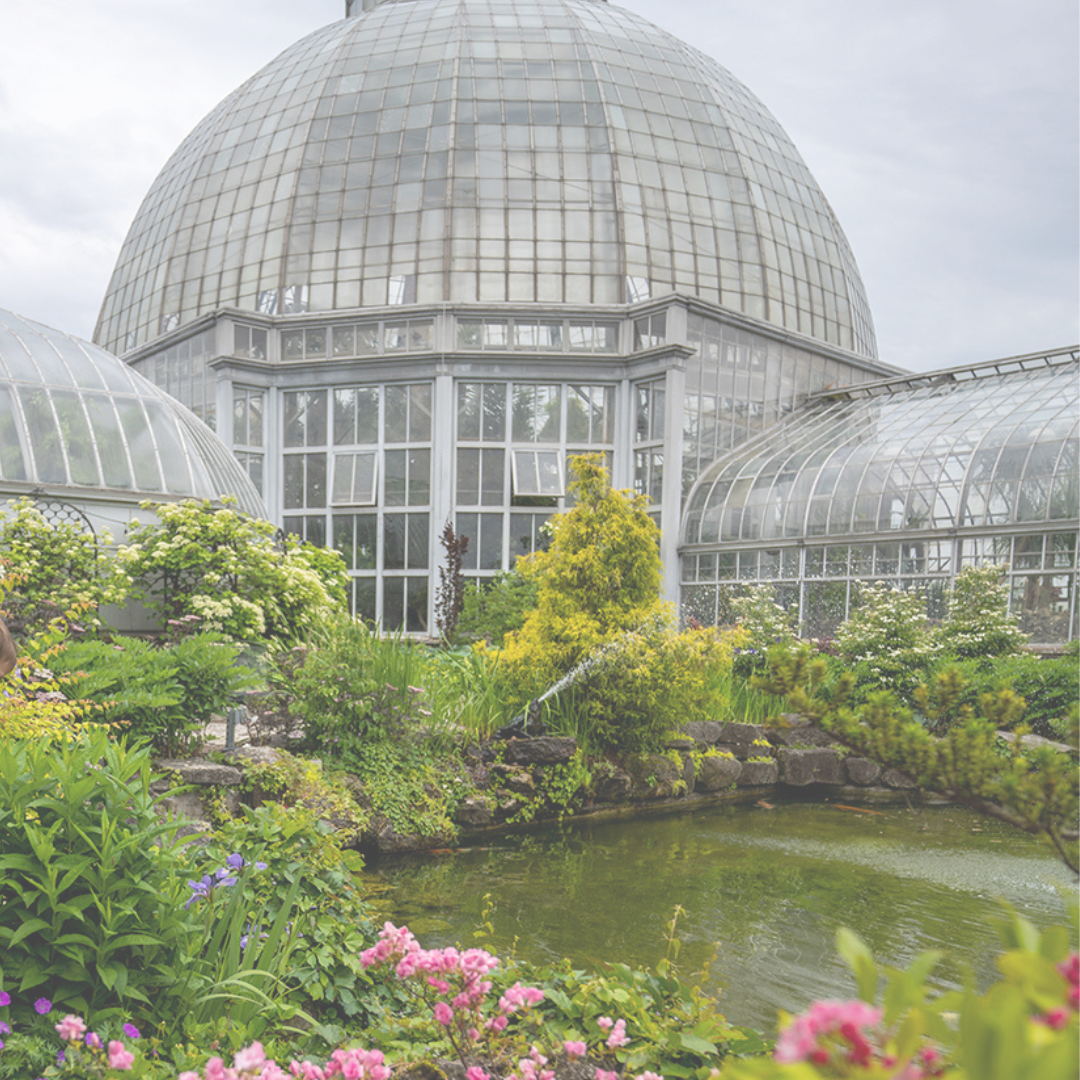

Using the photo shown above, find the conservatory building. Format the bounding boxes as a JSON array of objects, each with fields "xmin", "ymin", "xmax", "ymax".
[
  {"xmin": 92, "ymin": 0, "xmax": 898, "ymax": 632},
  {"xmin": 84, "ymin": 0, "xmax": 1077, "ymax": 640}
]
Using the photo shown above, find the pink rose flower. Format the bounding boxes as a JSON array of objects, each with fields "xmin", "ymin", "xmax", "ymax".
[
  {"xmin": 596, "ymin": 1070, "xmax": 619, "ymax": 1080},
  {"xmin": 564, "ymin": 1041, "xmax": 587, "ymax": 1059},
  {"xmin": 107, "ymin": 1040, "xmax": 135, "ymax": 1071},
  {"xmin": 55, "ymin": 1015, "xmax": 87, "ymax": 1042},
  {"xmin": 434, "ymin": 1001, "xmax": 454, "ymax": 1026},
  {"xmin": 597, "ymin": 1017, "xmax": 614, "ymax": 1031},
  {"xmin": 606, "ymin": 1019, "xmax": 630, "ymax": 1049},
  {"xmin": 466, "ymin": 1068, "xmax": 490, "ymax": 1080}
]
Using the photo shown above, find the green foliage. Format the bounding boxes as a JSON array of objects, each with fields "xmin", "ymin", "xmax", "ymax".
[
  {"xmin": 730, "ymin": 586, "xmax": 800, "ymax": 679},
  {"xmin": 0, "ymin": 497, "xmax": 132, "ymax": 640},
  {"xmin": 118, "ymin": 498, "xmax": 345, "ymax": 645},
  {"xmin": 935, "ymin": 563, "xmax": 1028, "ymax": 659},
  {"xmin": 193, "ymin": 802, "xmax": 396, "ymax": 1026},
  {"xmin": 496, "ymin": 455, "xmax": 663, "ymax": 700},
  {"xmin": 53, "ymin": 633, "xmax": 257, "ymax": 755},
  {"xmin": 506, "ymin": 748, "xmax": 594, "ymax": 825},
  {"xmin": 455, "ymin": 567, "xmax": 539, "ymax": 646},
  {"xmin": 755, "ymin": 645, "xmax": 1080, "ymax": 872},
  {"xmin": 288, "ymin": 614, "xmax": 427, "ymax": 748},
  {"xmin": 530, "ymin": 908, "xmax": 767, "ymax": 1076},
  {"xmin": 240, "ymin": 751, "xmax": 368, "ymax": 846},
  {"xmin": 0, "ymin": 593, "xmax": 104, "ymax": 739},
  {"xmin": 0, "ymin": 731, "xmax": 195, "ymax": 1019},
  {"xmin": 835, "ymin": 584, "xmax": 939, "ymax": 699},
  {"xmin": 340, "ymin": 739, "xmax": 472, "ymax": 840},
  {"xmin": 934, "ymin": 653, "xmax": 1078, "ymax": 739}
]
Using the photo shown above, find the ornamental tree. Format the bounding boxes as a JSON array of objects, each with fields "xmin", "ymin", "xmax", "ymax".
[
  {"xmin": 497, "ymin": 455, "xmax": 663, "ymax": 698},
  {"xmin": 118, "ymin": 498, "xmax": 347, "ymax": 645}
]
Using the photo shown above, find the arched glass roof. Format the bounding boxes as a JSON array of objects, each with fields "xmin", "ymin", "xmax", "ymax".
[
  {"xmin": 0, "ymin": 308, "xmax": 264, "ymax": 517},
  {"xmin": 96, "ymin": 0, "xmax": 875, "ymax": 360},
  {"xmin": 682, "ymin": 353, "xmax": 1079, "ymax": 546}
]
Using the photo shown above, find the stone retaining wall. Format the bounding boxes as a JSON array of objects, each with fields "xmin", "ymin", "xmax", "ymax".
[{"xmin": 152, "ymin": 717, "xmax": 930, "ymax": 853}]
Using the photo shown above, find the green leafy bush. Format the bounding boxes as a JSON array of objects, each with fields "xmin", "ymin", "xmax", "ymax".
[
  {"xmin": 730, "ymin": 586, "xmax": 800, "ymax": 679},
  {"xmin": 455, "ymin": 567, "xmax": 539, "ymax": 646},
  {"xmin": 118, "ymin": 498, "xmax": 346, "ymax": 645},
  {"xmin": 552, "ymin": 612, "xmax": 733, "ymax": 752},
  {"xmin": 340, "ymin": 738, "xmax": 472, "ymax": 840},
  {"xmin": 0, "ymin": 731, "xmax": 195, "ymax": 1020},
  {"xmin": 192, "ymin": 801, "xmax": 398, "ymax": 1026},
  {"xmin": 53, "ymin": 633, "xmax": 257, "ymax": 755},
  {"xmin": 0, "ymin": 497, "xmax": 132, "ymax": 640},
  {"xmin": 288, "ymin": 615, "xmax": 427, "ymax": 749},
  {"xmin": 934, "ymin": 653, "xmax": 1079, "ymax": 739}
]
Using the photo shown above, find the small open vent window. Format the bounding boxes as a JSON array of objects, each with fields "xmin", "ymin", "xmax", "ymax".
[
  {"xmin": 511, "ymin": 449, "xmax": 563, "ymax": 497},
  {"xmin": 332, "ymin": 451, "xmax": 378, "ymax": 505}
]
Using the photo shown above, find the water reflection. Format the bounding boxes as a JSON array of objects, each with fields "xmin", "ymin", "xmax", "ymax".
[{"xmin": 364, "ymin": 802, "xmax": 1072, "ymax": 1031}]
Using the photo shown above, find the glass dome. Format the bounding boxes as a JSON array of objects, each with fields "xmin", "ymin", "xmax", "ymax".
[
  {"xmin": 683, "ymin": 355, "xmax": 1078, "ymax": 546},
  {"xmin": 0, "ymin": 308, "xmax": 265, "ymax": 517},
  {"xmin": 95, "ymin": 0, "xmax": 876, "ymax": 359}
]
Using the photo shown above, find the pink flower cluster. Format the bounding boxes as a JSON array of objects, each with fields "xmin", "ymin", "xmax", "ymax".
[
  {"xmin": 597, "ymin": 1017, "xmax": 629, "ymax": 1049},
  {"xmin": 1038, "ymin": 951, "xmax": 1080, "ymax": 1031},
  {"xmin": 177, "ymin": 1042, "xmax": 391, "ymax": 1080},
  {"xmin": 774, "ymin": 999, "xmax": 884, "ymax": 1067},
  {"xmin": 55, "ymin": 1015, "xmax": 134, "ymax": 1071},
  {"xmin": 361, "ymin": 922, "xmax": 543, "ymax": 1041}
]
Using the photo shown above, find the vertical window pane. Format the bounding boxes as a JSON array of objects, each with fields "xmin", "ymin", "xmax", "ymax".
[
  {"xmin": 408, "ymin": 513, "xmax": 429, "ymax": 568},
  {"xmin": 334, "ymin": 389, "xmax": 356, "ymax": 445},
  {"xmin": 409, "ymin": 383, "xmax": 432, "ymax": 440},
  {"xmin": 384, "ymin": 514, "xmax": 405, "ymax": 569},
  {"xmin": 385, "ymin": 385, "xmax": 408, "ymax": 441},
  {"xmin": 408, "ymin": 448, "xmax": 431, "ymax": 505},
  {"xmin": 457, "ymin": 448, "xmax": 480, "ymax": 504},
  {"xmin": 385, "ymin": 449, "xmax": 406, "ymax": 504},
  {"xmin": 481, "ymin": 448, "xmax": 504, "ymax": 504}
]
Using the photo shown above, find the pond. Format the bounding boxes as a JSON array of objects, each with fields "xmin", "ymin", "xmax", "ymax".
[{"xmin": 363, "ymin": 799, "xmax": 1074, "ymax": 1032}]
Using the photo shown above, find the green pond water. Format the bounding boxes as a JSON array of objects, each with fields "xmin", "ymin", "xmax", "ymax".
[{"xmin": 363, "ymin": 800, "xmax": 1075, "ymax": 1032}]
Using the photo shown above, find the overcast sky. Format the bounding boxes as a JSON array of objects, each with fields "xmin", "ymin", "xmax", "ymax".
[{"xmin": 0, "ymin": 0, "xmax": 1076, "ymax": 372}]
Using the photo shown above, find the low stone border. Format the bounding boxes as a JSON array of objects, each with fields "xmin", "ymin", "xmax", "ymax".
[{"xmin": 151, "ymin": 715, "xmax": 956, "ymax": 852}]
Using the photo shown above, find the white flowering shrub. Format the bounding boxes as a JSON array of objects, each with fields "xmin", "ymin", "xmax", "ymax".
[
  {"xmin": 933, "ymin": 563, "xmax": 1028, "ymax": 658},
  {"xmin": 836, "ymin": 584, "xmax": 939, "ymax": 699},
  {"xmin": 0, "ymin": 498, "xmax": 132, "ymax": 639},
  {"xmin": 119, "ymin": 498, "xmax": 348, "ymax": 645},
  {"xmin": 730, "ymin": 585, "xmax": 800, "ymax": 677}
]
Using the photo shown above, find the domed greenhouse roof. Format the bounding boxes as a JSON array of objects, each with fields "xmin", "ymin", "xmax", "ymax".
[
  {"xmin": 96, "ymin": 0, "xmax": 876, "ymax": 359},
  {"xmin": 0, "ymin": 307, "xmax": 264, "ymax": 517}
]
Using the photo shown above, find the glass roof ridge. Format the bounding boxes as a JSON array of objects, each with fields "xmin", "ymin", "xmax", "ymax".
[{"xmin": 815, "ymin": 345, "xmax": 1079, "ymax": 400}]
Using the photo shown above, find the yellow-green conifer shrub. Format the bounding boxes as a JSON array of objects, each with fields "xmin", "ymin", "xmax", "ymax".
[
  {"xmin": 495, "ymin": 454, "xmax": 664, "ymax": 700},
  {"xmin": 571, "ymin": 612, "xmax": 735, "ymax": 751}
]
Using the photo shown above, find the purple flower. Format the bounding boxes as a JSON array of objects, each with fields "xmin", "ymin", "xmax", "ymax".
[
  {"xmin": 225, "ymin": 853, "xmax": 244, "ymax": 871},
  {"xmin": 255, "ymin": 861, "xmax": 267, "ymax": 870},
  {"xmin": 122, "ymin": 1023, "xmax": 140, "ymax": 1039},
  {"xmin": 85, "ymin": 1031, "xmax": 102, "ymax": 1049},
  {"xmin": 57, "ymin": 1051, "xmax": 66, "ymax": 1065},
  {"xmin": 0, "ymin": 991, "xmax": 9, "ymax": 1006},
  {"xmin": 34, "ymin": 998, "xmax": 51, "ymax": 1015},
  {"xmin": 0, "ymin": 1021, "xmax": 9, "ymax": 1035}
]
